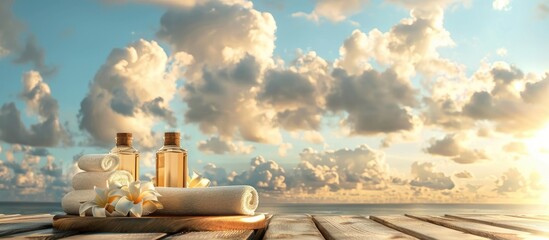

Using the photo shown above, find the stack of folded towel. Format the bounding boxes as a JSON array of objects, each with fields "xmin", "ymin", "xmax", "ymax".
[
  {"xmin": 62, "ymin": 154, "xmax": 259, "ymax": 216},
  {"xmin": 71, "ymin": 154, "xmax": 133, "ymax": 190}
]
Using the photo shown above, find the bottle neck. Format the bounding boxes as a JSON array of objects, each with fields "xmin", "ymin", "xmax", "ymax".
[
  {"xmin": 164, "ymin": 138, "xmax": 180, "ymax": 146},
  {"xmin": 116, "ymin": 137, "xmax": 133, "ymax": 147}
]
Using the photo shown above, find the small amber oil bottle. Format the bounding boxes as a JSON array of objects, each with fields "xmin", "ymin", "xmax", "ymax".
[
  {"xmin": 110, "ymin": 133, "xmax": 140, "ymax": 181},
  {"xmin": 156, "ymin": 132, "xmax": 188, "ymax": 187}
]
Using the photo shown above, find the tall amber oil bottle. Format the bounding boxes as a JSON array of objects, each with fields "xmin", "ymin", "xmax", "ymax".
[
  {"xmin": 110, "ymin": 133, "xmax": 140, "ymax": 181},
  {"xmin": 156, "ymin": 132, "xmax": 188, "ymax": 187}
]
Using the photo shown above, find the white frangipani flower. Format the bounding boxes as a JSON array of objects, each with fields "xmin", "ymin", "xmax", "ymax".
[
  {"xmin": 115, "ymin": 181, "xmax": 163, "ymax": 217},
  {"xmin": 188, "ymin": 171, "xmax": 211, "ymax": 188},
  {"xmin": 79, "ymin": 180, "xmax": 125, "ymax": 217}
]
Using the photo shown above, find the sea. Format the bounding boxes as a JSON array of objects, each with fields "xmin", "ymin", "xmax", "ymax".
[{"xmin": 1, "ymin": 202, "xmax": 548, "ymax": 215}]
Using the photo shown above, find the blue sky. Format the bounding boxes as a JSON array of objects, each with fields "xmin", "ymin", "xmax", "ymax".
[{"xmin": 1, "ymin": 0, "xmax": 549, "ymax": 203}]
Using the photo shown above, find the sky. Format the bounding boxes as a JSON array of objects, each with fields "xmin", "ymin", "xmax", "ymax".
[{"xmin": 1, "ymin": 0, "xmax": 549, "ymax": 203}]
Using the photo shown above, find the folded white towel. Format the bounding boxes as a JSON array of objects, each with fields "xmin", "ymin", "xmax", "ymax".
[
  {"xmin": 77, "ymin": 154, "xmax": 120, "ymax": 172},
  {"xmin": 72, "ymin": 171, "xmax": 133, "ymax": 190},
  {"xmin": 62, "ymin": 185, "xmax": 259, "ymax": 216}
]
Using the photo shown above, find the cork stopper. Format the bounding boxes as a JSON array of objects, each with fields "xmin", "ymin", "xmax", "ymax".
[
  {"xmin": 116, "ymin": 132, "xmax": 133, "ymax": 146},
  {"xmin": 164, "ymin": 132, "xmax": 180, "ymax": 146}
]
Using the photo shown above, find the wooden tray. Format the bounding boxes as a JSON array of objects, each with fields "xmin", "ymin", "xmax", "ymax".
[{"xmin": 53, "ymin": 214, "xmax": 268, "ymax": 233}]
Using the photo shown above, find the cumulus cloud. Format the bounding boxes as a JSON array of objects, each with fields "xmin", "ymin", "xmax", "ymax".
[
  {"xmin": 78, "ymin": 39, "xmax": 182, "ymax": 148},
  {"xmin": 295, "ymin": 145, "xmax": 390, "ymax": 191},
  {"xmin": 157, "ymin": 0, "xmax": 275, "ymax": 66},
  {"xmin": 335, "ymin": 6, "xmax": 459, "ymax": 79},
  {"xmin": 454, "ymin": 170, "xmax": 473, "ymax": 178},
  {"xmin": 158, "ymin": 0, "xmax": 285, "ymax": 144},
  {"xmin": 292, "ymin": 0, "xmax": 369, "ymax": 23},
  {"xmin": 0, "ymin": 145, "xmax": 69, "ymax": 201},
  {"xmin": 277, "ymin": 142, "xmax": 292, "ymax": 157},
  {"xmin": 0, "ymin": 71, "xmax": 71, "ymax": 147},
  {"xmin": 12, "ymin": 36, "xmax": 57, "ymax": 77},
  {"xmin": 232, "ymin": 156, "xmax": 287, "ymax": 191},
  {"xmin": 197, "ymin": 136, "xmax": 254, "ymax": 155},
  {"xmin": 496, "ymin": 48, "xmax": 508, "ymax": 57},
  {"xmin": 302, "ymin": 131, "xmax": 325, "ymax": 144},
  {"xmin": 493, "ymin": 0, "xmax": 511, "ymax": 11},
  {"xmin": 495, "ymin": 168, "xmax": 526, "ymax": 193},
  {"xmin": 260, "ymin": 51, "xmax": 332, "ymax": 131},
  {"xmin": 425, "ymin": 133, "xmax": 488, "ymax": 164},
  {"xmin": 0, "ymin": 0, "xmax": 22, "ymax": 57},
  {"xmin": 327, "ymin": 68, "xmax": 418, "ymax": 134},
  {"xmin": 460, "ymin": 64, "xmax": 549, "ymax": 135},
  {"xmin": 410, "ymin": 162, "xmax": 455, "ymax": 190}
]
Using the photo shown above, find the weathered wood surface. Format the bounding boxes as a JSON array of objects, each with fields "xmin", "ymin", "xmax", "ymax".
[
  {"xmin": 53, "ymin": 213, "xmax": 267, "ymax": 233},
  {"xmin": 370, "ymin": 215, "xmax": 488, "ymax": 240},
  {"xmin": 0, "ymin": 214, "xmax": 54, "ymax": 237},
  {"xmin": 165, "ymin": 230, "xmax": 254, "ymax": 239},
  {"xmin": 263, "ymin": 214, "xmax": 324, "ymax": 240},
  {"xmin": 6, "ymin": 227, "xmax": 79, "ymax": 239},
  {"xmin": 447, "ymin": 214, "xmax": 549, "ymax": 236},
  {"xmin": 62, "ymin": 232, "xmax": 167, "ymax": 239},
  {"xmin": 407, "ymin": 214, "xmax": 549, "ymax": 240},
  {"xmin": 508, "ymin": 215, "xmax": 549, "ymax": 222},
  {"xmin": 313, "ymin": 215, "xmax": 415, "ymax": 240}
]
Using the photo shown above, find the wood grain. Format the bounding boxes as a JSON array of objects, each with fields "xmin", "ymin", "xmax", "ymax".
[
  {"xmin": 0, "ymin": 214, "xmax": 53, "ymax": 223},
  {"xmin": 446, "ymin": 214, "xmax": 549, "ymax": 236},
  {"xmin": 53, "ymin": 214, "xmax": 267, "ymax": 233},
  {"xmin": 407, "ymin": 214, "xmax": 549, "ymax": 240},
  {"xmin": 5, "ymin": 227, "xmax": 79, "ymax": 239},
  {"xmin": 508, "ymin": 215, "xmax": 549, "ymax": 222},
  {"xmin": 370, "ymin": 215, "xmax": 487, "ymax": 240},
  {"xmin": 0, "ymin": 214, "xmax": 53, "ymax": 237},
  {"xmin": 263, "ymin": 214, "xmax": 325, "ymax": 240},
  {"xmin": 62, "ymin": 233, "xmax": 167, "ymax": 239},
  {"xmin": 165, "ymin": 230, "xmax": 254, "ymax": 239},
  {"xmin": 313, "ymin": 215, "xmax": 415, "ymax": 240}
]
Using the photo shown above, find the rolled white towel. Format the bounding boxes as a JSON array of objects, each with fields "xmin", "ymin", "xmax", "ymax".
[
  {"xmin": 72, "ymin": 171, "xmax": 133, "ymax": 190},
  {"xmin": 62, "ymin": 185, "xmax": 259, "ymax": 216},
  {"xmin": 77, "ymin": 154, "xmax": 120, "ymax": 172}
]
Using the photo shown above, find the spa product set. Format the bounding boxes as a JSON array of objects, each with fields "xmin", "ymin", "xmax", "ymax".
[
  {"xmin": 109, "ymin": 132, "xmax": 188, "ymax": 187},
  {"xmin": 61, "ymin": 131, "xmax": 259, "ymax": 217}
]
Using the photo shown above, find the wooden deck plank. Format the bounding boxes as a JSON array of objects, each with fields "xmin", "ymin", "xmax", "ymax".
[
  {"xmin": 508, "ymin": 215, "xmax": 549, "ymax": 222},
  {"xmin": 370, "ymin": 215, "xmax": 487, "ymax": 240},
  {"xmin": 53, "ymin": 214, "xmax": 267, "ymax": 232},
  {"xmin": 446, "ymin": 214, "xmax": 549, "ymax": 236},
  {"xmin": 5, "ymin": 227, "xmax": 79, "ymax": 239},
  {"xmin": 407, "ymin": 214, "xmax": 549, "ymax": 240},
  {"xmin": 62, "ymin": 233, "xmax": 167, "ymax": 239},
  {"xmin": 313, "ymin": 215, "xmax": 415, "ymax": 240},
  {"xmin": 263, "ymin": 214, "xmax": 324, "ymax": 240},
  {"xmin": 164, "ymin": 230, "xmax": 254, "ymax": 239},
  {"xmin": 0, "ymin": 222, "xmax": 53, "ymax": 237},
  {"xmin": 0, "ymin": 214, "xmax": 53, "ymax": 223}
]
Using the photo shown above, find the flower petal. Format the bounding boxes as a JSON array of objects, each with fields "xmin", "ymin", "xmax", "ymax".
[
  {"xmin": 114, "ymin": 197, "xmax": 134, "ymax": 216},
  {"xmin": 91, "ymin": 206, "xmax": 106, "ymax": 218},
  {"xmin": 130, "ymin": 202, "xmax": 143, "ymax": 218},
  {"xmin": 79, "ymin": 201, "xmax": 96, "ymax": 217}
]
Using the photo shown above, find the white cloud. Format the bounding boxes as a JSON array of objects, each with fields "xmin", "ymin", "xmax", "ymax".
[
  {"xmin": 302, "ymin": 131, "xmax": 325, "ymax": 144},
  {"xmin": 493, "ymin": 0, "xmax": 511, "ymax": 11},
  {"xmin": 425, "ymin": 133, "xmax": 488, "ymax": 164},
  {"xmin": 502, "ymin": 141, "xmax": 528, "ymax": 155},
  {"xmin": 197, "ymin": 136, "xmax": 254, "ymax": 155},
  {"xmin": 277, "ymin": 142, "xmax": 293, "ymax": 157},
  {"xmin": 496, "ymin": 48, "xmax": 508, "ymax": 56},
  {"xmin": 410, "ymin": 162, "xmax": 455, "ymax": 190},
  {"xmin": 0, "ymin": 71, "xmax": 71, "ymax": 147},
  {"xmin": 78, "ymin": 39, "xmax": 181, "ymax": 149},
  {"xmin": 292, "ymin": 0, "xmax": 369, "ymax": 23},
  {"xmin": 454, "ymin": 170, "xmax": 473, "ymax": 178},
  {"xmin": 296, "ymin": 145, "xmax": 391, "ymax": 190},
  {"xmin": 232, "ymin": 156, "xmax": 287, "ymax": 190}
]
